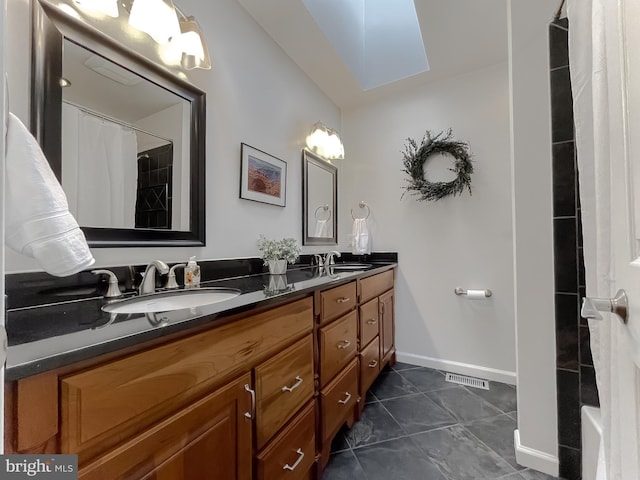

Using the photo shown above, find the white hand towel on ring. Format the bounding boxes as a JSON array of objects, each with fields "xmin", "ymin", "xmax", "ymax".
[
  {"xmin": 315, "ymin": 219, "xmax": 329, "ymax": 237},
  {"xmin": 5, "ymin": 112, "xmax": 95, "ymax": 276},
  {"xmin": 352, "ymin": 218, "xmax": 371, "ymax": 254}
]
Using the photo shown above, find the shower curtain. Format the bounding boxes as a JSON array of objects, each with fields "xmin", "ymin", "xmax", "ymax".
[
  {"xmin": 568, "ymin": 1, "xmax": 640, "ymax": 479},
  {"xmin": 62, "ymin": 104, "xmax": 138, "ymax": 229}
]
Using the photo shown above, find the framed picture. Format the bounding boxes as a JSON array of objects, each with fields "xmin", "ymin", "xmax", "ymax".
[{"xmin": 240, "ymin": 143, "xmax": 287, "ymax": 207}]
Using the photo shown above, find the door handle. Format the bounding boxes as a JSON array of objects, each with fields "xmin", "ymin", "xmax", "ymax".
[
  {"xmin": 282, "ymin": 448, "xmax": 305, "ymax": 471},
  {"xmin": 582, "ymin": 289, "xmax": 628, "ymax": 324},
  {"xmin": 244, "ymin": 384, "xmax": 256, "ymax": 419},
  {"xmin": 338, "ymin": 391, "xmax": 352, "ymax": 404},
  {"xmin": 282, "ymin": 376, "xmax": 303, "ymax": 392}
]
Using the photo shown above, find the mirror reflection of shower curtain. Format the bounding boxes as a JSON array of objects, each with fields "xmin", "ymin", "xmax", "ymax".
[{"xmin": 62, "ymin": 104, "xmax": 138, "ymax": 228}]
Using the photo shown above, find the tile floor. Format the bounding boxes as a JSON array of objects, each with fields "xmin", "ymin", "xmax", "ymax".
[{"xmin": 322, "ymin": 362, "xmax": 563, "ymax": 480}]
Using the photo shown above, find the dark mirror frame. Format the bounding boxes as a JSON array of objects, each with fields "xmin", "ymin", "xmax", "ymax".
[
  {"xmin": 302, "ymin": 149, "xmax": 338, "ymax": 246},
  {"xmin": 32, "ymin": 0, "xmax": 206, "ymax": 247}
]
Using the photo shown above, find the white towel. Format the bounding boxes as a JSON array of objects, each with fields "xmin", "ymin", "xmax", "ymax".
[
  {"xmin": 352, "ymin": 218, "xmax": 371, "ymax": 254},
  {"xmin": 314, "ymin": 219, "xmax": 329, "ymax": 237},
  {"xmin": 5, "ymin": 113, "xmax": 95, "ymax": 276}
]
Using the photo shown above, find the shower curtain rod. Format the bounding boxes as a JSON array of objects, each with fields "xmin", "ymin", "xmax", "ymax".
[{"xmin": 63, "ymin": 100, "xmax": 174, "ymax": 144}]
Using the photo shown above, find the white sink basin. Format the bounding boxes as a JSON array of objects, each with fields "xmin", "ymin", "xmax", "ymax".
[{"xmin": 102, "ymin": 288, "xmax": 241, "ymax": 314}]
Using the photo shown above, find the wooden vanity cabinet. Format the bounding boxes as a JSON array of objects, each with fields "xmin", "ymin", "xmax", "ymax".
[
  {"xmin": 5, "ymin": 297, "xmax": 315, "ymax": 480},
  {"xmin": 315, "ymin": 269, "xmax": 396, "ymax": 474},
  {"xmin": 356, "ymin": 271, "xmax": 395, "ymax": 417},
  {"xmin": 5, "ymin": 266, "xmax": 396, "ymax": 480}
]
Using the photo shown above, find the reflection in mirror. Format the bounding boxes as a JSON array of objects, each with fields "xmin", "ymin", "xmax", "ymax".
[
  {"xmin": 61, "ymin": 39, "xmax": 190, "ymax": 231},
  {"xmin": 302, "ymin": 150, "xmax": 338, "ymax": 245},
  {"xmin": 32, "ymin": 0, "xmax": 206, "ymax": 246}
]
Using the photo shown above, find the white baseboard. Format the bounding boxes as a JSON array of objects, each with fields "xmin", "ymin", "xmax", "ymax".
[
  {"xmin": 396, "ymin": 351, "xmax": 517, "ymax": 385},
  {"xmin": 514, "ymin": 429, "xmax": 559, "ymax": 476}
]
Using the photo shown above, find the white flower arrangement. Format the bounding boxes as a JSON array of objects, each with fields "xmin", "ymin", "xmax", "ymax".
[{"xmin": 257, "ymin": 235, "xmax": 301, "ymax": 265}]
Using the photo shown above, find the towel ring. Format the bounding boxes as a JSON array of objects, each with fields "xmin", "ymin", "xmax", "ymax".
[
  {"xmin": 351, "ymin": 201, "xmax": 370, "ymax": 220},
  {"xmin": 314, "ymin": 205, "xmax": 331, "ymax": 221}
]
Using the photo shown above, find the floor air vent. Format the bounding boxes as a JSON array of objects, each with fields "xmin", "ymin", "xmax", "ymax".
[{"xmin": 445, "ymin": 373, "xmax": 490, "ymax": 390}]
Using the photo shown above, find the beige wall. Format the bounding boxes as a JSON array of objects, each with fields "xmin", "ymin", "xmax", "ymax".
[
  {"xmin": 509, "ymin": 0, "xmax": 559, "ymax": 475},
  {"xmin": 341, "ymin": 62, "xmax": 516, "ymax": 382}
]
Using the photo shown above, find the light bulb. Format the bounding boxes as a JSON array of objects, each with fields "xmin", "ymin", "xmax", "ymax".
[{"xmin": 129, "ymin": 0, "xmax": 180, "ymax": 44}]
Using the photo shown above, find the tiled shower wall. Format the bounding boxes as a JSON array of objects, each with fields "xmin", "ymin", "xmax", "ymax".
[
  {"xmin": 135, "ymin": 143, "xmax": 173, "ymax": 229},
  {"xmin": 550, "ymin": 18, "xmax": 600, "ymax": 480}
]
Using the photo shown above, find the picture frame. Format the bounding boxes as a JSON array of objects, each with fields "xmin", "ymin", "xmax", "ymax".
[{"xmin": 240, "ymin": 143, "xmax": 287, "ymax": 207}]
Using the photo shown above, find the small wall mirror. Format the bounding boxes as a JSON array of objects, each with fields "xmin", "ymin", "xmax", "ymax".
[
  {"xmin": 302, "ymin": 150, "xmax": 338, "ymax": 245},
  {"xmin": 32, "ymin": 0, "xmax": 206, "ymax": 246}
]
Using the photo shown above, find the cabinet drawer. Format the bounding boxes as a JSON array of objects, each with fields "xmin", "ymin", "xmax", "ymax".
[
  {"xmin": 319, "ymin": 282, "xmax": 357, "ymax": 324},
  {"xmin": 61, "ymin": 297, "xmax": 313, "ymax": 463},
  {"xmin": 360, "ymin": 337, "xmax": 380, "ymax": 395},
  {"xmin": 360, "ymin": 270, "xmax": 394, "ymax": 303},
  {"xmin": 255, "ymin": 335, "xmax": 315, "ymax": 449},
  {"xmin": 320, "ymin": 359, "xmax": 358, "ymax": 442},
  {"xmin": 359, "ymin": 298, "xmax": 379, "ymax": 347},
  {"xmin": 256, "ymin": 402, "xmax": 315, "ymax": 480},
  {"xmin": 319, "ymin": 311, "xmax": 358, "ymax": 386},
  {"xmin": 78, "ymin": 374, "xmax": 252, "ymax": 480}
]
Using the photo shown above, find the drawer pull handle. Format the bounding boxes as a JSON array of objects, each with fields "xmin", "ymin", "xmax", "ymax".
[
  {"xmin": 338, "ymin": 392, "xmax": 352, "ymax": 404},
  {"xmin": 337, "ymin": 340, "xmax": 351, "ymax": 349},
  {"xmin": 336, "ymin": 297, "xmax": 351, "ymax": 304},
  {"xmin": 368, "ymin": 360, "xmax": 378, "ymax": 368},
  {"xmin": 244, "ymin": 384, "xmax": 256, "ymax": 419},
  {"xmin": 283, "ymin": 448, "xmax": 305, "ymax": 471},
  {"xmin": 282, "ymin": 376, "xmax": 304, "ymax": 392},
  {"xmin": 367, "ymin": 319, "xmax": 377, "ymax": 325}
]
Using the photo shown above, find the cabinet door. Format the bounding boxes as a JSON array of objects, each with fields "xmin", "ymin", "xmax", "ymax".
[
  {"xmin": 79, "ymin": 374, "xmax": 253, "ymax": 480},
  {"xmin": 359, "ymin": 298, "xmax": 379, "ymax": 347},
  {"xmin": 379, "ymin": 290, "xmax": 395, "ymax": 362}
]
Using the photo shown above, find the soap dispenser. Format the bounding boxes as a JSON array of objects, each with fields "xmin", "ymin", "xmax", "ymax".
[{"xmin": 184, "ymin": 256, "xmax": 201, "ymax": 288}]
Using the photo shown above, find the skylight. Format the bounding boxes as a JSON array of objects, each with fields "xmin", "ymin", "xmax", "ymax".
[{"xmin": 302, "ymin": 0, "xmax": 429, "ymax": 90}]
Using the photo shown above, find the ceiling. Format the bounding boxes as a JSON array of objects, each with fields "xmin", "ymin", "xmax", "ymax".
[{"xmin": 236, "ymin": 0, "xmax": 509, "ymax": 110}]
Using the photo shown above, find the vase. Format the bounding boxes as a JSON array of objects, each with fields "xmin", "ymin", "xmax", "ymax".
[
  {"xmin": 267, "ymin": 274, "xmax": 288, "ymax": 292},
  {"xmin": 268, "ymin": 259, "xmax": 288, "ymax": 275}
]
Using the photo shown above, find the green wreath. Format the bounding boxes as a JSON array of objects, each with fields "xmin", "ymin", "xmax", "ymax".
[{"xmin": 401, "ymin": 129, "xmax": 473, "ymax": 202}]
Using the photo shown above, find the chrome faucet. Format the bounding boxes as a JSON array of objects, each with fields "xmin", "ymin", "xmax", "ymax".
[
  {"xmin": 165, "ymin": 263, "xmax": 186, "ymax": 289},
  {"xmin": 91, "ymin": 269, "xmax": 123, "ymax": 298},
  {"xmin": 323, "ymin": 251, "xmax": 341, "ymax": 269},
  {"xmin": 139, "ymin": 260, "xmax": 170, "ymax": 295}
]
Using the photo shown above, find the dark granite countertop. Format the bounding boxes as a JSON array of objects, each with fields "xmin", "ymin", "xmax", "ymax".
[{"xmin": 6, "ymin": 255, "xmax": 396, "ymax": 381}]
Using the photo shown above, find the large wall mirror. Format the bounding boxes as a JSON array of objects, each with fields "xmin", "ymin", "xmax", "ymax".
[
  {"xmin": 302, "ymin": 150, "xmax": 337, "ymax": 245},
  {"xmin": 32, "ymin": 0, "xmax": 206, "ymax": 247}
]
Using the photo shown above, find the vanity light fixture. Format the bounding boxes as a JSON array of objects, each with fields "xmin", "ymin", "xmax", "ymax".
[
  {"xmin": 128, "ymin": 0, "xmax": 180, "ymax": 44},
  {"xmin": 306, "ymin": 121, "xmax": 345, "ymax": 160},
  {"xmin": 73, "ymin": 0, "xmax": 119, "ymax": 18},
  {"xmin": 171, "ymin": 9, "xmax": 211, "ymax": 70},
  {"xmin": 72, "ymin": 0, "xmax": 212, "ymax": 71}
]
